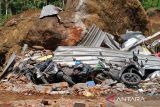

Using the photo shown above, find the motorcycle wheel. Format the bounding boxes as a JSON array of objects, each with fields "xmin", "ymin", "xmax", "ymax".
[{"xmin": 121, "ymin": 72, "xmax": 141, "ymax": 86}]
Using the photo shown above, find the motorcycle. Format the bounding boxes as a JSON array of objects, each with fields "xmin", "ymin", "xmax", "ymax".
[
  {"xmin": 72, "ymin": 58, "xmax": 109, "ymax": 83},
  {"xmin": 42, "ymin": 61, "xmax": 75, "ymax": 85},
  {"xmin": 16, "ymin": 59, "xmax": 75, "ymax": 85},
  {"xmin": 97, "ymin": 51, "xmax": 143, "ymax": 86}
]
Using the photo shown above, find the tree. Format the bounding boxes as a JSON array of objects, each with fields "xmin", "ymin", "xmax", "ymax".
[{"xmin": 0, "ymin": 1, "xmax": 2, "ymax": 16}]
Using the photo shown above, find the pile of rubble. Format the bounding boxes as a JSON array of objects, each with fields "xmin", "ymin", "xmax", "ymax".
[
  {"xmin": 0, "ymin": 4, "xmax": 160, "ymax": 97},
  {"xmin": 0, "ymin": 27, "xmax": 159, "ymax": 97}
]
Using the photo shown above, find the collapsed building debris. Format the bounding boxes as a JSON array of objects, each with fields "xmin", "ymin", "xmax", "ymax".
[
  {"xmin": 121, "ymin": 31, "xmax": 160, "ymax": 51},
  {"xmin": 0, "ymin": 53, "xmax": 16, "ymax": 80},
  {"xmin": 53, "ymin": 46, "xmax": 160, "ymax": 68},
  {"xmin": 151, "ymin": 39, "xmax": 160, "ymax": 54},
  {"xmin": 0, "ymin": 40, "xmax": 160, "ymax": 96},
  {"xmin": 0, "ymin": 24, "xmax": 159, "ymax": 95},
  {"xmin": 0, "ymin": 3, "xmax": 159, "ymax": 97},
  {"xmin": 78, "ymin": 24, "xmax": 159, "ymax": 55},
  {"xmin": 78, "ymin": 24, "xmax": 120, "ymax": 50}
]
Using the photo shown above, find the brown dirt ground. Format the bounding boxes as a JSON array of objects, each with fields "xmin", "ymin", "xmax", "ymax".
[{"xmin": 0, "ymin": 91, "xmax": 160, "ymax": 107}]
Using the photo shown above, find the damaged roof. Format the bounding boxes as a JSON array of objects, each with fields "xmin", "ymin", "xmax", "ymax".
[
  {"xmin": 78, "ymin": 24, "xmax": 120, "ymax": 50},
  {"xmin": 39, "ymin": 5, "xmax": 62, "ymax": 18}
]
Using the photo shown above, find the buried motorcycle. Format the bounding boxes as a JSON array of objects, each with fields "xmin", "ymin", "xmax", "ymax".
[
  {"xmin": 71, "ymin": 58, "xmax": 107, "ymax": 83},
  {"xmin": 16, "ymin": 59, "xmax": 75, "ymax": 85},
  {"xmin": 97, "ymin": 51, "xmax": 144, "ymax": 86},
  {"xmin": 72, "ymin": 51, "xmax": 143, "ymax": 86}
]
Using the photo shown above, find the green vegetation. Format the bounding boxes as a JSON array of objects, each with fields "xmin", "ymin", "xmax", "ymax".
[
  {"xmin": 0, "ymin": 0, "xmax": 63, "ymax": 26},
  {"xmin": 0, "ymin": 0, "xmax": 160, "ymax": 26},
  {"xmin": 141, "ymin": 0, "xmax": 160, "ymax": 10}
]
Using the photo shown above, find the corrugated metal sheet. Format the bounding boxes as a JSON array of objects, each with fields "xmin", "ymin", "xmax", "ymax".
[
  {"xmin": 53, "ymin": 46, "xmax": 160, "ymax": 70},
  {"xmin": 151, "ymin": 39, "xmax": 160, "ymax": 53},
  {"xmin": 39, "ymin": 5, "xmax": 62, "ymax": 18},
  {"xmin": 78, "ymin": 24, "xmax": 120, "ymax": 50}
]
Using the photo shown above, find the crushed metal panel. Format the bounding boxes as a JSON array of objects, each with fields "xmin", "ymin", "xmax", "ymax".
[
  {"xmin": 53, "ymin": 46, "xmax": 160, "ymax": 70},
  {"xmin": 104, "ymin": 33, "xmax": 120, "ymax": 50},
  {"xmin": 78, "ymin": 25, "xmax": 120, "ymax": 49},
  {"xmin": 0, "ymin": 53, "xmax": 16, "ymax": 80},
  {"xmin": 121, "ymin": 31, "xmax": 145, "ymax": 41},
  {"xmin": 121, "ymin": 31, "xmax": 160, "ymax": 51},
  {"xmin": 21, "ymin": 44, "xmax": 28, "ymax": 54},
  {"xmin": 78, "ymin": 24, "xmax": 96, "ymax": 46},
  {"xmin": 151, "ymin": 39, "xmax": 160, "ymax": 53},
  {"xmin": 55, "ymin": 46, "xmax": 160, "ymax": 61},
  {"xmin": 39, "ymin": 5, "xmax": 62, "ymax": 18}
]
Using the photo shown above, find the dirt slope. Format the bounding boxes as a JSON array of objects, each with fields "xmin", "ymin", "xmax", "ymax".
[
  {"xmin": 0, "ymin": 0, "xmax": 150, "ymax": 65},
  {"xmin": 65, "ymin": 0, "xmax": 150, "ymax": 35}
]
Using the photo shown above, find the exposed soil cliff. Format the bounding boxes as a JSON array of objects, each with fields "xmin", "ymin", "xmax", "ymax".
[{"xmin": 0, "ymin": 0, "xmax": 150, "ymax": 65}]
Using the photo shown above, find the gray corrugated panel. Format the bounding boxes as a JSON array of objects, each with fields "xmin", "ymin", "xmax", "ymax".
[
  {"xmin": 54, "ymin": 51, "xmax": 100, "ymax": 56},
  {"xmin": 53, "ymin": 57, "xmax": 160, "ymax": 69},
  {"xmin": 91, "ymin": 31, "xmax": 105, "ymax": 47},
  {"xmin": 53, "ymin": 56, "xmax": 98, "ymax": 61},
  {"xmin": 53, "ymin": 55, "xmax": 160, "ymax": 66},
  {"xmin": 78, "ymin": 24, "xmax": 121, "ymax": 48},
  {"xmin": 39, "ymin": 5, "xmax": 62, "ymax": 18},
  {"xmin": 55, "ymin": 47, "xmax": 158, "ymax": 61},
  {"xmin": 54, "ymin": 51, "xmax": 160, "ymax": 63},
  {"xmin": 87, "ymin": 28, "xmax": 100, "ymax": 46},
  {"xmin": 85, "ymin": 27, "xmax": 100, "ymax": 46},
  {"xmin": 104, "ymin": 34, "xmax": 119, "ymax": 50},
  {"xmin": 53, "ymin": 46, "xmax": 160, "ymax": 68},
  {"xmin": 55, "ymin": 46, "xmax": 160, "ymax": 61},
  {"xmin": 78, "ymin": 24, "xmax": 95, "ymax": 45},
  {"xmin": 121, "ymin": 31, "xmax": 160, "ymax": 51},
  {"xmin": 106, "ymin": 33, "xmax": 121, "ymax": 49},
  {"xmin": 78, "ymin": 25, "xmax": 97, "ymax": 46},
  {"xmin": 77, "ymin": 25, "xmax": 100, "ymax": 46}
]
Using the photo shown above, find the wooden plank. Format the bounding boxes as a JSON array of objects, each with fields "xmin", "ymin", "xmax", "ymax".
[{"xmin": 0, "ymin": 53, "xmax": 16, "ymax": 80}]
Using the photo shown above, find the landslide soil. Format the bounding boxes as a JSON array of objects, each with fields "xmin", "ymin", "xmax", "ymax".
[
  {"xmin": 0, "ymin": 1, "xmax": 160, "ymax": 107},
  {"xmin": 0, "ymin": 0, "xmax": 151, "ymax": 65}
]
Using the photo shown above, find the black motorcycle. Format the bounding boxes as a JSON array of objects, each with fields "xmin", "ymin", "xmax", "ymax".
[
  {"xmin": 42, "ymin": 61, "xmax": 75, "ymax": 85},
  {"xmin": 16, "ymin": 59, "xmax": 75, "ymax": 85},
  {"xmin": 72, "ymin": 59, "xmax": 108, "ymax": 83}
]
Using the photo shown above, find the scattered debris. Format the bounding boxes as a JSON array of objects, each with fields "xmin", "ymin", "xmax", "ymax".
[
  {"xmin": 78, "ymin": 24, "xmax": 120, "ymax": 50},
  {"xmin": 0, "ymin": 53, "xmax": 16, "ymax": 80},
  {"xmin": 0, "ymin": 18, "xmax": 160, "ymax": 97},
  {"xmin": 73, "ymin": 102, "xmax": 85, "ymax": 107}
]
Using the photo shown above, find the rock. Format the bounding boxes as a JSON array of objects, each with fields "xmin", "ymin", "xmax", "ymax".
[
  {"xmin": 40, "ymin": 100, "xmax": 49, "ymax": 105},
  {"xmin": 5, "ymin": 19, "xmax": 18, "ymax": 27},
  {"xmin": 138, "ymin": 88, "xmax": 144, "ymax": 93},
  {"xmin": 51, "ymin": 82, "xmax": 69, "ymax": 91},
  {"xmin": 101, "ymin": 79, "xmax": 117, "ymax": 86},
  {"xmin": 73, "ymin": 102, "xmax": 85, "ymax": 107},
  {"xmin": 32, "ymin": 46, "xmax": 45, "ymax": 50},
  {"xmin": 73, "ymin": 83, "xmax": 88, "ymax": 90},
  {"xmin": 116, "ymin": 83, "xmax": 126, "ymax": 88},
  {"xmin": 83, "ymin": 90, "xmax": 94, "ymax": 97},
  {"xmin": 50, "ymin": 90, "xmax": 70, "ymax": 95}
]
